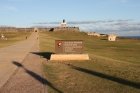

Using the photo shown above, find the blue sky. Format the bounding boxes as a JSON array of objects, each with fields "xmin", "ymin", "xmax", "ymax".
[{"xmin": 0, "ymin": 0, "xmax": 140, "ymax": 36}]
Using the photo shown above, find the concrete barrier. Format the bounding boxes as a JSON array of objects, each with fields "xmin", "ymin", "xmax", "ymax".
[{"xmin": 50, "ymin": 54, "xmax": 89, "ymax": 60}]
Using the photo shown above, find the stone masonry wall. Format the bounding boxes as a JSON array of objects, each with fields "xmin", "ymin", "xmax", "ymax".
[
  {"xmin": 38, "ymin": 28, "xmax": 50, "ymax": 32},
  {"xmin": 53, "ymin": 27, "xmax": 79, "ymax": 32},
  {"xmin": 0, "ymin": 27, "xmax": 79, "ymax": 32},
  {"xmin": 0, "ymin": 27, "xmax": 34, "ymax": 32}
]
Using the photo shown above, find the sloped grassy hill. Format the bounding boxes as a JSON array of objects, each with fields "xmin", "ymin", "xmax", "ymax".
[
  {"xmin": 0, "ymin": 32, "xmax": 31, "ymax": 48},
  {"xmin": 39, "ymin": 31, "xmax": 140, "ymax": 93}
]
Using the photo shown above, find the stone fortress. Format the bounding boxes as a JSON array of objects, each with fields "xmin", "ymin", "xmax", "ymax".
[
  {"xmin": 0, "ymin": 19, "xmax": 79, "ymax": 32},
  {"xmin": 87, "ymin": 32, "xmax": 117, "ymax": 41},
  {"xmin": 0, "ymin": 19, "xmax": 117, "ymax": 41},
  {"xmin": 87, "ymin": 32, "xmax": 101, "ymax": 37}
]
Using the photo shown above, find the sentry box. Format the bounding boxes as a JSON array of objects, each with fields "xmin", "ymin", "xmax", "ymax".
[{"xmin": 55, "ymin": 40, "xmax": 84, "ymax": 54}]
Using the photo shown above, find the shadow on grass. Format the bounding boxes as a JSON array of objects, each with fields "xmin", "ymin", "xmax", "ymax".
[
  {"xmin": 67, "ymin": 64, "xmax": 140, "ymax": 89},
  {"xmin": 100, "ymin": 39, "xmax": 108, "ymax": 41},
  {"xmin": 13, "ymin": 61, "xmax": 62, "ymax": 93},
  {"xmin": 31, "ymin": 52, "xmax": 54, "ymax": 60}
]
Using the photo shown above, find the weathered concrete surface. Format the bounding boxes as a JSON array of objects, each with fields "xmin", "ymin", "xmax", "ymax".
[
  {"xmin": 0, "ymin": 32, "xmax": 46, "ymax": 93},
  {"xmin": 50, "ymin": 54, "xmax": 89, "ymax": 60}
]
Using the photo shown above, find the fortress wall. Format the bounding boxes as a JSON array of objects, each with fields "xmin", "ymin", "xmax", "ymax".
[
  {"xmin": 0, "ymin": 27, "xmax": 18, "ymax": 32},
  {"xmin": 38, "ymin": 28, "xmax": 50, "ymax": 32},
  {"xmin": 53, "ymin": 27, "xmax": 79, "ymax": 32},
  {"xmin": 0, "ymin": 28, "xmax": 34, "ymax": 32},
  {"xmin": 0, "ymin": 27, "xmax": 79, "ymax": 32},
  {"xmin": 14, "ymin": 28, "xmax": 34, "ymax": 32},
  {"xmin": 25, "ymin": 28, "xmax": 34, "ymax": 32}
]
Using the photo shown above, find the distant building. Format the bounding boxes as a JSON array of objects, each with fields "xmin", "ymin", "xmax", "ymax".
[
  {"xmin": 61, "ymin": 19, "xmax": 66, "ymax": 27},
  {"xmin": 93, "ymin": 33, "xmax": 100, "ymax": 37},
  {"xmin": 34, "ymin": 27, "xmax": 39, "ymax": 32},
  {"xmin": 108, "ymin": 34, "xmax": 117, "ymax": 41},
  {"xmin": 1, "ymin": 34, "xmax": 5, "ymax": 39},
  {"xmin": 87, "ymin": 32, "xmax": 94, "ymax": 36},
  {"xmin": 53, "ymin": 19, "xmax": 79, "ymax": 32},
  {"xmin": 87, "ymin": 32, "xmax": 100, "ymax": 37}
]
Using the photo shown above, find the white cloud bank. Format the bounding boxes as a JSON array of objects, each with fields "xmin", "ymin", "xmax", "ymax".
[
  {"xmin": 33, "ymin": 19, "xmax": 140, "ymax": 36},
  {"xmin": 80, "ymin": 22, "xmax": 140, "ymax": 36}
]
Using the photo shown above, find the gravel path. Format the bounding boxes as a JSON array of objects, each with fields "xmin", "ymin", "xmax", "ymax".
[{"xmin": 0, "ymin": 33, "xmax": 47, "ymax": 93}]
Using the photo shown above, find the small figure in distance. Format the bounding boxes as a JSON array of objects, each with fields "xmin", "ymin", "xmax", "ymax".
[{"xmin": 26, "ymin": 36, "xmax": 27, "ymax": 39}]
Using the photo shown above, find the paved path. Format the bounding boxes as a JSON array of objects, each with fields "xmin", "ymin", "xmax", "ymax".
[{"xmin": 0, "ymin": 33, "xmax": 47, "ymax": 93}]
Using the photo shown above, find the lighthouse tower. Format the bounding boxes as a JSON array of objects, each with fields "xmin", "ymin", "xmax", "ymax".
[{"xmin": 61, "ymin": 19, "xmax": 66, "ymax": 27}]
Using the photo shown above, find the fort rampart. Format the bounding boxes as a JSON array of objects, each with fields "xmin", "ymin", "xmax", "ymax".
[
  {"xmin": 0, "ymin": 27, "xmax": 79, "ymax": 32},
  {"xmin": 53, "ymin": 27, "xmax": 79, "ymax": 32},
  {"xmin": 0, "ymin": 27, "xmax": 34, "ymax": 32}
]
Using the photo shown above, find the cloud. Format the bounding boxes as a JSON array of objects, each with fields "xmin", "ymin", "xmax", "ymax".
[
  {"xmin": 78, "ymin": 19, "xmax": 140, "ymax": 36},
  {"xmin": 117, "ymin": 19, "xmax": 133, "ymax": 22},
  {"xmin": 136, "ymin": 22, "xmax": 140, "ymax": 25},
  {"xmin": 34, "ymin": 19, "xmax": 116, "ymax": 25},
  {"xmin": 33, "ymin": 22, "xmax": 60, "ymax": 24},
  {"xmin": 81, "ymin": 22, "xmax": 140, "ymax": 36},
  {"xmin": 33, "ymin": 19, "xmax": 140, "ymax": 36},
  {"xmin": 34, "ymin": 19, "xmax": 132, "ymax": 25},
  {"xmin": 33, "ymin": 22, "xmax": 48, "ymax": 24},
  {"xmin": 31, "ymin": 25, "xmax": 56, "ymax": 28},
  {"xmin": 67, "ymin": 21, "xmax": 98, "ymax": 24},
  {"xmin": 67, "ymin": 20, "xmax": 115, "ymax": 24},
  {"xmin": 0, "ymin": 25, "xmax": 13, "ymax": 27},
  {"xmin": 50, "ymin": 22, "xmax": 60, "ymax": 24}
]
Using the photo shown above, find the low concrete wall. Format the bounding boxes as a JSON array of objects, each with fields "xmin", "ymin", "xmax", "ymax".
[{"xmin": 50, "ymin": 54, "xmax": 89, "ymax": 60}]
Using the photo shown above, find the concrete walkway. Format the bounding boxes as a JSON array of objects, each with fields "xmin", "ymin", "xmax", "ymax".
[{"xmin": 0, "ymin": 33, "xmax": 47, "ymax": 93}]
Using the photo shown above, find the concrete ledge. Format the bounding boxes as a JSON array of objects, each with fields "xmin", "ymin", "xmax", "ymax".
[{"xmin": 50, "ymin": 54, "xmax": 89, "ymax": 60}]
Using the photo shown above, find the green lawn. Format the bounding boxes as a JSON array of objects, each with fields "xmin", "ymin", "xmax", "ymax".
[
  {"xmin": 39, "ymin": 31, "xmax": 140, "ymax": 93},
  {"xmin": 0, "ymin": 32, "xmax": 31, "ymax": 48}
]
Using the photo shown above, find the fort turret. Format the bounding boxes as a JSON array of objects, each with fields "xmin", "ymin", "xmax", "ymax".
[{"xmin": 61, "ymin": 19, "xmax": 67, "ymax": 27}]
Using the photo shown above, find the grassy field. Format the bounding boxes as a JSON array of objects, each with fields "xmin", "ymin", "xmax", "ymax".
[
  {"xmin": 0, "ymin": 32, "xmax": 31, "ymax": 48},
  {"xmin": 39, "ymin": 31, "xmax": 140, "ymax": 93}
]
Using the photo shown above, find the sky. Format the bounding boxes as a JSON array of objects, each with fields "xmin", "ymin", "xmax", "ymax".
[{"xmin": 0, "ymin": 0, "xmax": 140, "ymax": 36}]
